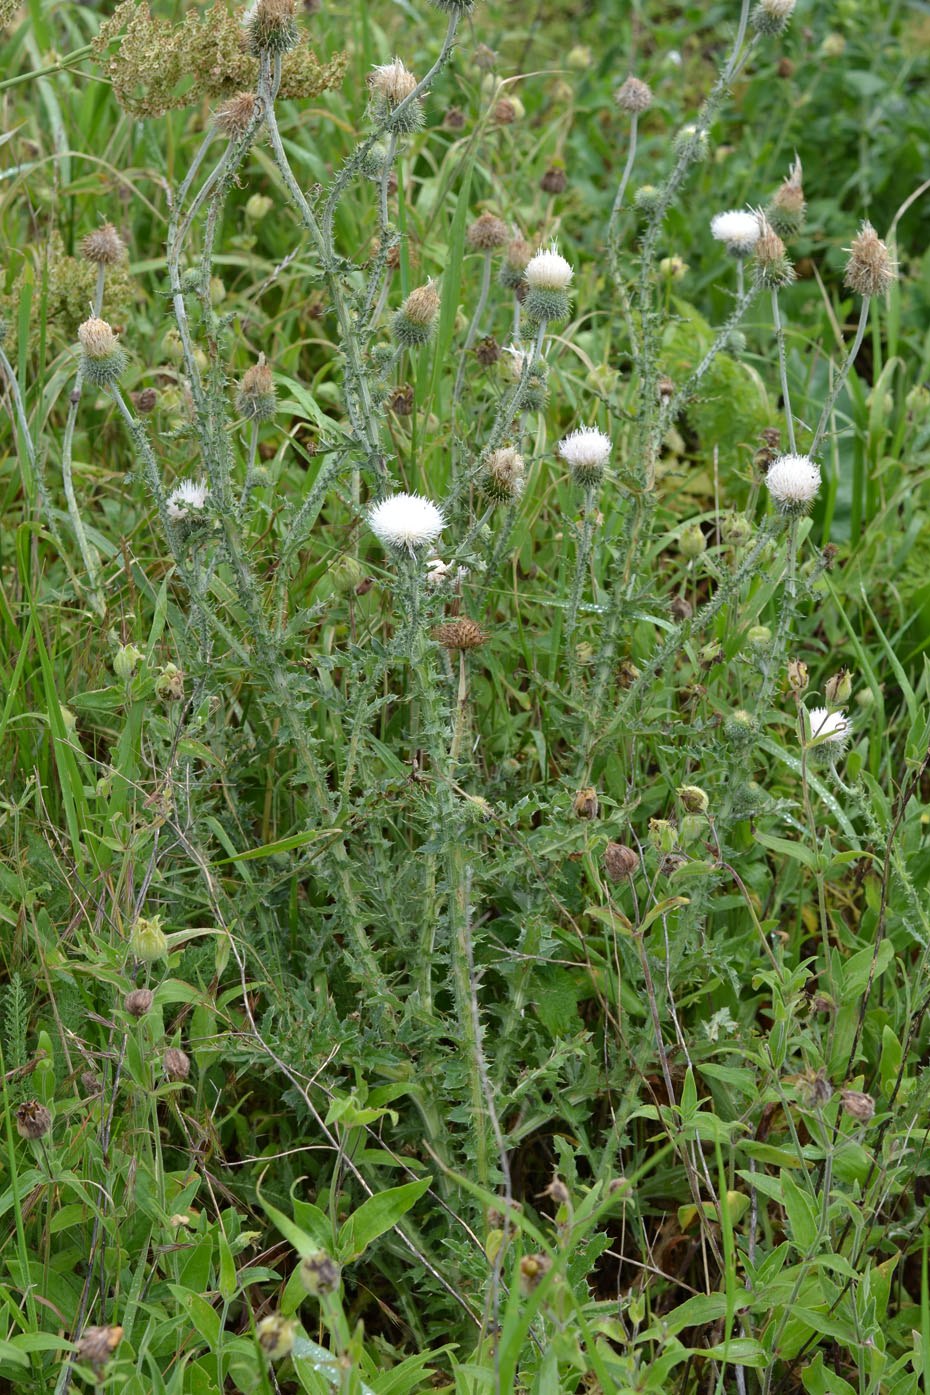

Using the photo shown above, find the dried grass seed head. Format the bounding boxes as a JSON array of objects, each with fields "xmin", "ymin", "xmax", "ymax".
[
  {"xmin": 614, "ymin": 75, "xmax": 653, "ymax": 113},
  {"xmin": 368, "ymin": 493, "xmax": 445, "ymax": 554},
  {"xmin": 844, "ymin": 221, "xmax": 897, "ymax": 297},
  {"xmin": 81, "ymin": 223, "xmax": 125, "ymax": 266}
]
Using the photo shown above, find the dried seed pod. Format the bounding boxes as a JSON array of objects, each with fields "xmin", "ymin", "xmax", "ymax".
[
  {"xmin": 15, "ymin": 1100, "xmax": 52, "ymax": 1140},
  {"xmin": 164, "ymin": 1047, "xmax": 191, "ymax": 1082},
  {"xmin": 77, "ymin": 1325, "xmax": 123, "ymax": 1372},
  {"xmin": 433, "ymin": 618, "xmax": 487, "ymax": 650},
  {"xmin": 614, "ymin": 76, "xmax": 653, "ymax": 113},
  {"xmin": 81, "ymin": 224, "xmax": 125, "ymax": 266},
  {"xmin": 572, "ymin": 787, "xmax": 598, "ymax": 820},
  {"xmin": 840, "ymin": 1089, "xmax": 875, "ymax": 1123},
  {"xmin": 124, "ymin": 987, "xmax": 154, "ymax": 1018},
  {"xmin": 466, "ymin": 212, "xmax": 510, "ymax": 251}
]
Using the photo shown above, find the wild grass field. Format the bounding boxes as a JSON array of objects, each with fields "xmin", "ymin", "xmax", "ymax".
[{"xmin": 2, "ymin": 0, "xmax": 930, "ymax": 1390}]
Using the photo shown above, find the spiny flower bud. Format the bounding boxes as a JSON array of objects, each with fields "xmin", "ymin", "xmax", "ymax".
[
  {"xmin": 678, "ymin": 524, "xmax": 706, "ymax": 559},
  {"xmin": 765, "ymin": 454, "xmax": 819, "ymax": 515},
  {"xmin": 677, "ymin": 785, "xmax": 709, "ymax": 814},
  {"xmin": 245, "ymin": 193, "xmax": 274, "ymax": 221},
  {"xmin": 216, "ymin": 92, "xmax": 259, "ymax": 139},
  {"xmin": 15, "ymin": 1100, "xmax": 52, "ymax": 1140},
  {"xmin": 724, "ymin": 708, "xmax": 757, "ymax": 746},
  {"xmin": 747, "ymin": 624, "xmax": 772, "ymax": 649},
  {"xmin": 844, "ymin": 221, "xmax": 897, "ymax": 298},
  {"xmin": 825, "ymin": 667, "xmax": 852, "ymax": 708},
  {"xmin": 840, "ymin": 1089, "xmax": 875, "ymax": 1123},
  {"xmin": 124, "ymin": 987, "xmax": 154, "ymax": 1018},
  {"xmin": 236, "ymin": 353, "xmax": 276, "ymax": 421},
  {"xmin": 78, "ymin": 316, "xmax": 125, "ymax": 385},
  {"xmin": 752, "ymin": 0, "xmax": 796, "ymax": 36},
  {"xmin": 721, "ymin": 512, "xmax": 753, "ymax": 546},
  {"xmin": 614, "ymin": 76, "xmax": 653, "ymax": 114},
  {"xmin": 76, "ymin": 1325, "xmax": 123, "ymax": 1372},
  {"xmin": 633, "ymin": 184, "xmax": 662, "ymax": 216},
  {"xmin": 300, "ymin": 1252, "xmax": 341, "ymax": 1296},
  {"xmin": 673, "ymin": 124, "xmax": 710, "ymax": 163},
  {"xmin": 541, "ymin": 165, "xmax": 567, "ymax": 195},
  {"xmin": 256, "ymin": 1313, "xmax": 296, "ymax": 1360},
  {"xmin": 604, "ymin": 842, "xmax": 639, "ymax": 881},
  {"xmin": 753, "ymin": 214, "xmax": 795, "ymax": 289},
  {"xmin": 659, "ymin": 254, "xmax": 688, "ymax": 280},
  {"xmin": 467, "ymin": 212, "xmax": 510, "ymax": 252},
  {"xmin": 391, "ymin": 282, "xmax": 440, "ymax": 347},
  {"xmin": 164, "ymin": 1047, "xmax": 191, "ymax": 1082},
  {"xmin": 433, "ymin": 618, "xmax": 487, "ymax": 651},
  {"xmin": 500, "ymin": 234, "xmax": 533, "ymax": 290},
  {"xmin": 482, "ymin": 446, "xmax": 525, "ymax": 503},
  {"xmin": 766, "ymin": 157, "xmax": 805, "ymax": 239},
  {"xmin": 129, "ymin": 914, "xmax": 168, "ymax": 963},
  {"xmin": 368, "ymin": 58, "xmax": 421, "ymax": 131},
  {"xmin": 81, "ymin": 224, "xmax": 125, "ymax": 266},
  {"xmin": 573, "ymin": 787, "xmax": 599, "ymax": 820},
  {"xmin": 243, "ymin": 0, "xmax": 300, "ymax": 58}
]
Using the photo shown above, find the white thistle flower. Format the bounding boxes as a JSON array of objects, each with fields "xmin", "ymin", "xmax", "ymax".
[
  {"xmin": 557, "ymin": 426, "xmax": 612, "ymax": 472},
  {"xmin": 765, "ymin": 454, "xmax": 820, "ymax": 515},
  {"xmin": 167, "ymin": 478, "xmax": 209, "ymax": 521},
  {"xmin": 710, "ymin": 209, "xmax": 760, "ymax": 258},
  {"xmin": 368, "ymin": 492, "xmax": 445, "ymax": 554},
  {"xmin": 525, "ymin": 241, "xmax": 573, "ymax": 291},
  {"xmin": 805, "ymin": 706, "xmax": 852, "ymax": 749}
]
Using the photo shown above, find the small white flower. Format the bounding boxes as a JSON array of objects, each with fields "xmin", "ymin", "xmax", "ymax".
[
  {"xmin": 368, "ymin": 492, "xmax": 445, "ymax": 554},
  {"xmin": 765, "ymin": 454, "xmax": 820, "ymax": 514},
  {"xmin": 710, "ymin": 209, "xmax": 760, "ymax": 257},
  {"xmin": 167, "ymin": 478, "xmax": 209, "ymax": 521},
  {"xmin": 525, "ymin": 241, "xmax": 573, "ymax": 291},
  {"xmin": 557, "ymin": 426, "xmax": 612, "ymax": 471},
  {"xmin": 805, "ymin": 706, "xmax": 852, "ymax": 749}
]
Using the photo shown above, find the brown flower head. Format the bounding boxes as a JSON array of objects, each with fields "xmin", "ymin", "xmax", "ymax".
[
  {"xmin": 15, "ymin": 1100, "xmax": 52, "ymax": 1140},
  {"xmin": 81, "ymin": 224, "xmax": 125, "ymax": 266},
  {"xmin": 604, "ymin": 843, "xmax": 639, "ymax": 881},
  {"xmin": 840, "ymin": 1088, "xmax": 875, "ymax": 1123},
  {"xmin": 216, "ymin": 91, "xmax": 259, "ymax": 137},
  {"xmin": 614, "ymin": 75, "xmax": 653, "ymax": 114},
  {"xmin": 433, "ymin": 618, "xmax": 487, "ymax": 651},
  {"xmin": 164, "ymin": 1047, "xmax": 191, "ymax": 1082},
  {"xmin": 368, "ymin": 57, "xmax": 417, "ymax": 106},
  {"xmin": 844, "ymin": 221, "xmax": 897, "ymax": 297},
  {"xmin": 466, "ymin": 212, "xmax": 510, "ymax": 251},
  {"xmin": 124, "ymin": 987, "xmax": 154, "ymax": 1018}
]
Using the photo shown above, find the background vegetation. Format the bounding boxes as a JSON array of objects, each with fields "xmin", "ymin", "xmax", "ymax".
[{"xmin": 2, "ymin": 0, "xmax": 930, "ymax": 1391}]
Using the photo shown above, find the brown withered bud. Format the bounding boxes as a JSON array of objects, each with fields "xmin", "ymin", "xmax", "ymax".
[
  {"xmin": 604, "ymin": 843, "xmax": 639, "ymax": 881},
  {"xmin": 821, "ymin": 543, "xmax": 839, "ymax": 567},
  {"xmin": 81, "ymin": 223, "xmax": 125, "ymax": 266},
  {"xmin": 657, "ymin": 375, "xmax": 675, "ymax": 399},
  {"xmin": 15, "ymin": 1100, "xmax": 52, "ymax": 1140},
  {"xmin": 761, "ymin": 427, "xmax": 782, "ymax": 448},
  {"xmin": 77, "ymin": 1325, "xmax": 123, "ymax": 1372},
  {"xmin": 614, "ymin": 75, "xmax": 653, "ymax": 113},
  {"xmin": 492, "ymin": 97, "xmax": 517, "ymax": 124},
  {"xmin": 670, "ymin": 596, "xmax": 693, "ymax": 622},
  {"xmin": 433, "ymin": 618, "xmax": 487, "ymax": 651},
  {"xmin": 540, "ymin": 166, "xmax": 567, "ymax": 195},
  {"xmin": 572, "ymin": 787, "xmax": 599, "ymax": 820},
  {"xmin": 81, "ymin": 1071, "xmax": 101, "ymax": 1096},
  {"xmin": 444, "ymin": 106, "xmax": 466, "ymax": 130},
  {"xmin": 389, "ymin": 384, "xmax": 415, "ymax": 416},
  {"xmin": 215, "ymin": 92, "xmax": 259, "ymax": 138},
  {"xmin": 164, "ymin": 1047, "xmax": 191, "ymax": 1082},
  {"xmin": 466, "ymin": 212, "xmax": 510, "ymax": 251},
  {"xmin": 799, "ymin": 1070, "xmax": 833, "ymax": 1110},
  {"xmin": 124, "ymin": 987, "xmax": 154, "ymax": 1018},
  {"xmin": 475, "ymin": 335, "xmax": 500, "ymax": 366},
  {"xmin": 618, "ymin": 660, "xmax": 641, "ymax": 688},
  {"xmin": 540, "ymin": 1176, "xmax": 570, "ymax": 1206},
  {"xmin": 386, "ymin": 170, "xmax": 399, "ymax": 197},
  {"xmin": 518, "ymin": 1253, "xmax": 553, "ymax": 1295},
  {"xmin": 777, "ymin": 57, "xmax": 795, "ymax": 78},
  {"xmin": 131, "ymin": 388, "xmax": 158, "ymax": 413},
  {"xmin": 840, "ymin": 1089, "xmax": 875, "ymax": 1122},
  {"xmin": 844, "ymin": 222, "xmax": 897, "ymax": 298},
  {"xmin": 658, "ymin": 851, "xmax": 687, "ymax": 877},
  {"xmin": 299, "ymin": 1251, "xmax": 341, "ymax": 1296}
]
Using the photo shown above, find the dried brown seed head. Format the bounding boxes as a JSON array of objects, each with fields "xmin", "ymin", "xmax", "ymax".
[
  {"xmin": 541, "ymin": 166, "xmax": 567, "ymax": 194},
  {"xmin": 840, "ymin": 1088, "xmax": 875, "ymax": 1122},
  {"xmin": 466, "ymin": 211, "xmax": 510, "ymax": 251},
  {"xmin": 844, "ymin": 221, "xmax": 897, "ymax": 297},
  {"xmin": 77, "ymin": 1325, "xmax": 123, "ymax": 1371},
  {"xmin": 81, "ymin": 224, "xmax": 125, "ymax": 266},
  {"xmin": 368, "ymin": 57, "xmax": 418, "ymax": 106},
  {"xmin": 475, "ymin": 334, "xmax": 500, "ymax": 366},
  {"xmin": 433, "ymin": 618, "xmax": 487, "ymax": 650},
  {"xmin": 15, "ymin": 1099, "xmax": 52, "ymax": 1140},
  {"xmin": 164, "ymin": 1047, "xmax": 191, "ymax": 1082},
  {"xmin": 216, "ymin": 91, "xmax": 259, "ymax": 137},
  {"xmin": 604, "ymin": 843, "xmax": 639, "ymax": 880},
  {"xmin": 615, "ymin": 75, "xmax": 653, "ymax": 113},
  {"xmin": 124, "ymin": 987, "xmax": 154, "ymax": 1017}
]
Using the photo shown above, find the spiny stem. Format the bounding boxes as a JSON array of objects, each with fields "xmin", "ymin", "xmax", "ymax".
[{"xmin": 772, "ymin": 287, "xmax": 796, "ymax": 453}]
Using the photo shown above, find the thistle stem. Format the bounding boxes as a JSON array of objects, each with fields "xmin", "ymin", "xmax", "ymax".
[
  {"xmin": 772, "ymin": 287, "xmax": 797, "ymax": 453},
  {"xmin": 810, "ymin": 296, "xmax": 871, "ymax": 460}
]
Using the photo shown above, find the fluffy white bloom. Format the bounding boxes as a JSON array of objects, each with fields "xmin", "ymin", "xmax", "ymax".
[
  {"xmin": 710, "ymin": 209, "xmax": 760, "ymax": 257},
  {"xmin": 805, "ymin": 706, "xmax": 852, "ymax": 748},
  {"xmin": 368, "ymin": 492, "xmax": 445, "ymax": 553},
  {"xmin": 557, "ymin": 426, "xmax": 612, "ymax": 471},
  {"xmin": 525, "ymin": 242, "xmax": 573, "ymax": 291},
  {"xmin": 765, "ymin": 454, "xmax": 820, "ymax": 514},
  {"xmin": 167, "ymin": 478, "xmax": 209, "ymax": 521}
]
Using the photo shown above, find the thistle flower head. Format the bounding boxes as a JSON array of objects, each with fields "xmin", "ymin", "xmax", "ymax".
[
  {"xmin": 765, "ymin": 453, "xmax": 820, "ymax": 515},
  {"xmin": 482, "ymin": 446, "xmax": 526, "ymax": 503},
  {"xmin": 242, "ymin": 0, "xmax": 300, "ymax": 56},
  {"xmin": 767, "ymin": 156, "xmax": 806, "ymax": 238},
  {"xmin": 804, "ymin": 706, "xmax": 852, "ymax": 751},
  {"xmin": 368, "ymin": 57, "xmax": 418, "ymax": 106},
  {"xmin": 368, "ymin": 493, "xmax": 445, "ymax": 554},
  {"xmin": 433, "ymin": 617, "xmax": 487, "ymax": 650},
  {"xmin": 710, "ymin": 209, "xmax": 760, "ymax": 258},
  {"xmin": 466, "ymin": 212, "xmax": 510, "ymax": 251},
  {"xmin": 525, "ymin": 241, "xmax": 573, "ymax": 291},
  {"xmin": 752, "ymin": 0, "xmax": 796, "ymax": 36},
  {"xmin": 614, "ymin": 75, "xmax": 653, "ymax": 114},
  {"xmin": 236, "ymin": 353, "xmax": 276, "ymax": 420},
  {"xmin": 392, "ymin": 282, "xmax": 441, "ymax": 347},
  {"xmin": 167, "ymin": 478, "xmax": 210, "ymax": 522},
  {"xmin": 753, "ymin": 212, "xmax": 795, "ymax": 289},
  {"xmin": 558, "ymin": 425, "xmax": 612, "ymax": 486},
  {"xmin": 78, "ymin": 316, "xmax": 125, "ymax": 385},
  {"xmin": 81, "ymin": 224, "xmax": 125, "ymax": 266},
  {"xmin": 844, "ymin": 221, "xmax": 897, "ymax": 297}
]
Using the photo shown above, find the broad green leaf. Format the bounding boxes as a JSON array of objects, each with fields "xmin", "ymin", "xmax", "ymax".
[{"xmin": 338, "ymin": 1177, "xmax": 432, "ymax": 1260}]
